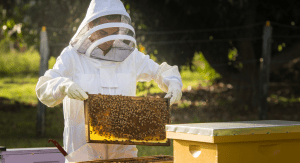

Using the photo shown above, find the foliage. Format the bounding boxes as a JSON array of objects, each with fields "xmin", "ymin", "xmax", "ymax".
[
  {"xmin": 0, "ymin": 0, "xmax": 35, "ymax": 48},
  {"xmin": 136, "ymin": 51, "xmax": 221, "ymax": 96},
  {"xmin": 123, "ymin": 0, "xmax": 300, "ymax": 65},
  {"xmin": 268, "ymin": 94, "xmax": 300, "ymax": 106},
  {"xmin": 1, "ymin": 0, "xmax": 300, "ymax": 65},
  {"xmin": 0, "ymin": 47, "xmax": 56, "ymax": 76},
  {"xmin": 228, "ymin": 47, "xmax": 238, "ymax": 61},
  {"xmin": 190, "ymin": 52, "xmax": 221, "ymax": 86},
  {"xmin": 0, "ymin": 36, "xmax": 12, "ymax": 53},
  {"xmin": 0, "ymin": 0, "xmax": 89, "ymax": 56},
  {"xmin": 177, "ymin": 100, "xmax": 191, "ymax": 109}
]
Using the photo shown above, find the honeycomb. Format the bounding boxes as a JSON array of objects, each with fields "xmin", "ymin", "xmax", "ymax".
[{"xmin": 87, "ymin": 94, "xmax": 170, "ymax": 142}]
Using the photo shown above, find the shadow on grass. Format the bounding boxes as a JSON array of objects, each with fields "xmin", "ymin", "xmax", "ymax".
[
  {"xmin": 0, "ymin": 98, "xmax": 64, "ymax": 148},
  {"xmin": 137, "ymin": 140, "xmax": 173, "ymax": 157}
]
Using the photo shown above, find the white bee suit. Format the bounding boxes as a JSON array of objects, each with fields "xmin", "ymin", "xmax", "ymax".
[{"xmin": 35, "ymin": 0, "xmax": 182, "ymax": 162}]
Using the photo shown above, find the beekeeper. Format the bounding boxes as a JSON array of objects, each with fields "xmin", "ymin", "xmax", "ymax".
[{"xmin": 36, "ymin": 0, "xmax": 182, "ymax": 162}]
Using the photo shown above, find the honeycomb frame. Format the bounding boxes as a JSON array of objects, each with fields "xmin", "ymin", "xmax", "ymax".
[{"xmin": 84, "ymin": 94, "xmax": 171, "ymax": 146}]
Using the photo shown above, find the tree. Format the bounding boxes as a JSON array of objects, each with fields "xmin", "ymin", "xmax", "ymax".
[
  {"xmin": 0, "ymin": 0, "xmax": 89, "ymax": 56},
  {"xmin": 24, "ymin": 0, "xmax": 90, "ymax": 57},
  {"xmin": 123, "ymin": 0, "xmax": 300, "ymax": 110}
]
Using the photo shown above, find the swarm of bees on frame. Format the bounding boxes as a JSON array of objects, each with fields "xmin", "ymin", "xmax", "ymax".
[{"xmin": 87, "ymin": 94, "xmax": 169, "ymax": 141}]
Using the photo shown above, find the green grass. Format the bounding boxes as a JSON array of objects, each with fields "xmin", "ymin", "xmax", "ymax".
[
  {"xmin": 0, "ymin": 104, "xmax": 64, "ymax": 148},
  {"xmin": 0, "ymin": 76, "xmax": 39, "ymax": 105},
  {"xmin": 0, "ymin": 138, "xmax": 64, "ymax": 149},
  {"xmin": 0, "ymin": 47, "xmax": 56, "ymax": 77},
  {"xmin": 0, "ymin": 48, "xmax": 39, "ymax": 76},
  {"xmin": 0, "ymin": 49, "xmax": 56, "ymax": 104},
  {"xmin": 137, "ymin": 140, "xmax": 173, "ymax": 156}
]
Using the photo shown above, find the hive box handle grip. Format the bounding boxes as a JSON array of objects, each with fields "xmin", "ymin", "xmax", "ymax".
[{"xmin": 48, "ymin": 139, "xmax": 68, "ymax": 156}]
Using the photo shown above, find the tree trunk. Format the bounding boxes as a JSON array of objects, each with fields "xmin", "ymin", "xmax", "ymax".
[
  {"xmin": 233, "ymin": 41, "xmax": 258, "ymax": 109},
  {"xmin": 231, "ymin": 0, "xmax": 259, "ymax": 111},
  {"xmin": 201, "ymin": 0, "xmax": 259, "ymax": 111}
]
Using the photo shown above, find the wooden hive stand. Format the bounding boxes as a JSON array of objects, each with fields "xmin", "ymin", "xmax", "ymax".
[{"xmin": 70, "ymin": 155, "xmax": 173, "ymax": 163}]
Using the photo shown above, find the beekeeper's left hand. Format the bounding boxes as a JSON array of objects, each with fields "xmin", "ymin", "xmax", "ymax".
[{"xmin": 164, "ymin": 82, "xmax": 182, "ymax": 106}]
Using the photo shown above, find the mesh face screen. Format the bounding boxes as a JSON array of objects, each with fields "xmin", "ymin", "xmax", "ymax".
[{"xmin": 71, "ymin": 14, "xmax": 136, "ymax": 62}]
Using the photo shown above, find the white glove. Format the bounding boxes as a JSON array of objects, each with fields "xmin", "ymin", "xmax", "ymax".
[
  {"xmin": 164, "ymin": 82, "xmax": 182, "ymax": 106},
  {"xmin": 60, "ymin": 81, "xmax": 88, "ymax": 101}
]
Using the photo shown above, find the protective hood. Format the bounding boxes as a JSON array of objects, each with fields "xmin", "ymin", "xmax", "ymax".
[{"xmin": 70, "ymin": 0, "xmax": 136, "ymax": 62}]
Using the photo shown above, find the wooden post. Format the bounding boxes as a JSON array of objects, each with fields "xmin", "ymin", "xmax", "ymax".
[
  {"xmin": 37, "ymin": 26, "xmax": 49, "ymax": 136},
  {"xmin": 258, "ymin": 21, "xmax": 272, "ymax": 120}
]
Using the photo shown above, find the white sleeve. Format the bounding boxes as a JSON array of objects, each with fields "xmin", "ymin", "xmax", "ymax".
[
  {"xmin": 35, "ymin": 47, "xmax": 75, "ymax": 107},
  {"xmin": 135, "ymin": 51, "xmax": 160, "ymax": 82},
  {"xmin": 135, "ymin": 51, "xmax": 183, "ymax": 93},
  {"xmin": 153, "ymin": 62, "xmax": 182, "ymax": 93}
]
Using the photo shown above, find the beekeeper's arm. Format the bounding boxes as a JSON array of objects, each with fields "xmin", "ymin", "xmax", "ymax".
[
  {"xmin": 135, "ymin": 51, "xmax": 182, "ymax": 105},
  {"xmin": 36, "ymin": 48, "xmax": 88, "ymax": 107}
]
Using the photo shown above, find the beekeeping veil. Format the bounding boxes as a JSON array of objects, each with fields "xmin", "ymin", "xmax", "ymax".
[{"xmin": 70, "ymin": 0, "xmax": 136, "ymax": 62}]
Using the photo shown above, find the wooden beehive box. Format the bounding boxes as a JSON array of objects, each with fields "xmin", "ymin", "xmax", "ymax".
[
  {"xmin": 166, "ymin": 120, "xmax": 300, "ymax": 163},
  {"xmin": 84, "ymin": 94, "xmax": 171, "ymax": 146}
]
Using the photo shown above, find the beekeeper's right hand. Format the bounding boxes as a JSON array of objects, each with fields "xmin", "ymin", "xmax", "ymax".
[{"xmin": 61, "ymin": 82, "xmax": 88, "ymax": 101}]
